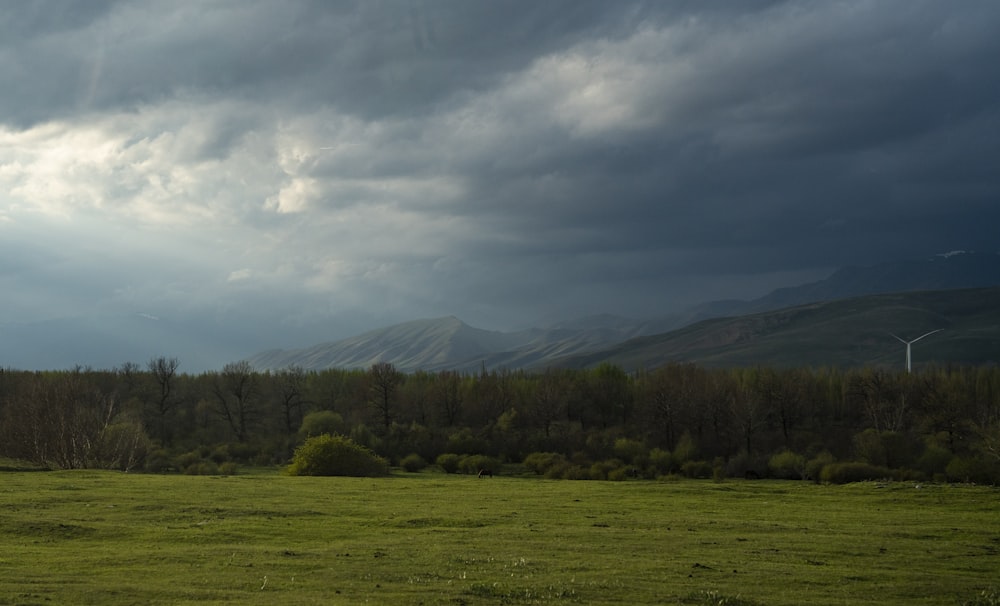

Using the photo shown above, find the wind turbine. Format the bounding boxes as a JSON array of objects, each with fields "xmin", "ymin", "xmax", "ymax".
[{"xmin": 888, "ymin": 329, "xmax": 942, "ymax": 373}]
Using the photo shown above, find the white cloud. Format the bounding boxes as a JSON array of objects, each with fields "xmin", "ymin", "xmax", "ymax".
[{"xmin": 227, "ymin": 269, "xmax": 253, "ymax": 282}]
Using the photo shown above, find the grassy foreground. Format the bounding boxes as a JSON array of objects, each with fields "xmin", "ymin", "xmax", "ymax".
[{"xmin": 0, "ymin": 470, "xmax": 997, "ymax": 605}]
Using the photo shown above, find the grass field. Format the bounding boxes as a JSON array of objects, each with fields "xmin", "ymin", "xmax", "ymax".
[{"xmin": 0, "ymin": 469, "xmax": 997, "ymax": 605}]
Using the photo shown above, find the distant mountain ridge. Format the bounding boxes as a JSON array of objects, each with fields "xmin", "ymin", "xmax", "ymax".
[
  {"xmin": 652, "ymin": 250, "xmax": 1000, "ymax": 330},
  {"xmin": 248, "ymin": 252, "xmax": 1000, "ymax": 372},
  {"xmin": 552, "ymin": 286, "xmax": 1000, "ymax": 371},
  {"xmin": 3, "ymin": 252, "xmax": 995, "ymax": 372},
  {"xmin": 247, "ymin": 315, "xmax": 639, "ymax": 373}
]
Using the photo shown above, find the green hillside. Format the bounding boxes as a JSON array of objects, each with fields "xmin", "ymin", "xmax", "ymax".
[{"xmin": 560, "ymin": 287, "xmax": 1000, "ymax": 370}]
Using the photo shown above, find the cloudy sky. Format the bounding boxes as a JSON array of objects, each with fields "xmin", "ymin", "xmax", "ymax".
[{"xmin": 2, "ymin": 1, "xmax": 999, "ymax": 369}]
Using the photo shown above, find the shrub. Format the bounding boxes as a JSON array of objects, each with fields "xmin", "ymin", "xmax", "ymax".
[
  {"xmin": 724, "ymin": 451, "xmax": 754, "ymax": 479},
  {"xmin": 708, "ymin": 458, "xmax": 725, "ymax": 482},
  {"xmin": 218, "ymin": 462, "xmax": 238, "ymax": 476},
  {"xmin": 769, "ymin": 450, "xmax": 807, "ymax": 480},
  {"xmin": 608, "ymin": 466, "xmax": 632, "ymax": 482},
  {"xmin": 681, "ymin": 460, "xmax": 713, "ymax": 479},
  {"xmin": 589, "ymin": 458, "xmax": 626, "ymax": 481},
  {"xmin": 93, "ymin": 420, "xmax": 150, "ymax": 471},
  {"xmin": 819, "ymin": 462, "xmax": 893, "ymax": 484},
  {"xmin": 917, "ymin": 445, "xmax": 953, "ymax": 477},
  {"xmin": 673, "ymin": 432, "xmax": 698, "ymax": 465},
  {"xmin": 174, "ymin": 450, "xmax": 203, "ymax": 470},
  {"xmin": 543, "ymin": 461, "xmax": 579, "ymax": 479},
  {"xmin": 648, "ymin": 448, "xmax": 674, "ymax": 475},
  {"xmin": 287, "ymin": 434, "xmax": 389, "ymax": 477},
  {"xmin": 458, "ymin": 454, "xmax": 500, "ymax": 475},
  {"xmin": 560, "ymin": 465, "xmax": 590, "ymax": 480},
  {"xmin": 400, "ymin": 453, "xmax": 428, "ymax": 472},
  {"xmin": 946, "ymin": 456, "xmax": 1000, "ymax": 485},
  {"xmin": 805, "ymin": 451, "xmax": 836, "ymax": 482},
  {"xmin": 435, "ymin": 453, "xmax": 461, "ymax": 474},
  {"xmin": 209, "ymin": 444, "xmax": 231, "ymax": 464},
  {"xmin": 853, "ymin": 429, "xmax": 886, "ymax": 466},
  {"xmin": 522, "ymin": 452, "xmax": 567, "ymax": 475},
  {"xmin": 446, "ymin": 428, "xmax": 489, "ymax": 456},
  {"xmin": 144, "ymin": 449, "xmax": 174, "ymax": 473},
  {"xmin": 613, "ymin": 438, "xmax": 647, "ymax": 466}
]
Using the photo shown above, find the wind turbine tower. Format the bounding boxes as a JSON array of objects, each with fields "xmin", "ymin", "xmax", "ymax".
[{"xmin": 889, "ymin": 330, "xmax": 942, "ymax": 373}]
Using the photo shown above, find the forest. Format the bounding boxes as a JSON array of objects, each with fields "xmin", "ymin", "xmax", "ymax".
[{"xmin": 1, "ymin": 358, "xmax": 998, "ymax": 484}]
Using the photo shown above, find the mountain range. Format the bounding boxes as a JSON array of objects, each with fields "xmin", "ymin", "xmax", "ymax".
[{"xmin": 247, "ymin": 251, "xmax": 1000, "ymax": 372}]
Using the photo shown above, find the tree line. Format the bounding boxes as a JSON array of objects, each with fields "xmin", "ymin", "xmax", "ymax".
[{"xmin": 1, "ymin": 359, "xmax": 998, "ymax": 482}]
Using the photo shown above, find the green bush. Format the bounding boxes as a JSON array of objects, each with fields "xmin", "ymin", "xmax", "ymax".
[
  {"xmin": 144, "ymin": 449, "xmax": 174, "ymax": 473},
  {"xmin": 673, "ymin": 432, "xmax": 698, "ymax": 465},
  {"xmin": 853, "ymin": 429, "xmax": 886, "ymax": 466},
  {"xmin": 400, "ymin": 453, "xmax": 428, "ymax": 472},
  {"xmin": 769, "ymin": 450, "xmax": 807, "ymax": 480},
  {"xmin": 218, "ymin": 461, "xmax": 238, "ymax": 476},
  {"xmin": 435, "ymin": 453, "xmax": 461, "ymax": 474},
  {"xmin": 543, "ymin": 460, "xmax": 587, "ymax": 479},
  {"xmin": 174, "ymin": 450, "xmax": 203, "ymax": 470},
  {"xmin": 287, "ymin": 434, "xmax": 389, "ymax": 477},
  {"xmin": 805, "ymin": 451, "xmax": 836, "ymax": 482},
  {"xmin": 613, "ymin": 438, "xmax": 647, "ymax": 466},
  {"xmin": 560, "ymin": 465, "xmax": 591, "ymax": 480},
  {"xmin": 522, "ymin": 452, "xmax": 567, "ymax": 475},
  {"xmin": 946, "ymin": 456, "xmax": 1000, "ymax": 485},
  {"xmin": 648, "ymin": 448, "xmax": 674, "ymax": 474},
  {"xmin": 446, "ymin": 428, "xmax": 489, "ymax": 456},
  {"xmin": 819, "ymin": 462, "xmax": 893, "ymax": 484},
  {"xmin": 590, "ymin": 459, "xmax": 624, "ymax": 481},
  {"xmin": 917, "ymin": 445, "xmax": 952, "ymax": 477},
  {"xmin": 458, "ymin": 454, "xmax": 500, "ymax": 475},
  {"xmin": 724, "ymin": 452, "xmax": 754, "ymax": 478},
  {"xmin": 608, "ymin": 466, "xmax": 632, "ymax": 482}
]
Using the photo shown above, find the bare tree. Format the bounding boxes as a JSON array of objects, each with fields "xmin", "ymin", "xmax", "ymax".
[
  {"xmin": 434, "ymin": 370, "xmax": 463, "ymax": 427},
  {"xmin": 532, "ymin": 369, "xmax": 569, "ymax": 438},
  {"xmin": 147, "ymin": 356, "xmax": 180, "ymax": 444},
  {"xmin": 472, "ymin": 366, "xmax": 515, "ymax": 427},
  {"xmin": 118, "ymin": 361, "xmax": 141, "ymax": 394},
  {"xmin": 276, "ymin": 366, "xmax": 309, "ymax": 433},
  {"xmin": 213, "ymin": 361, "xmax": 259, "ymax": 442},
  {"xmin": 368, "ymin": 362, "xmax": 402, "ymax": 431}
]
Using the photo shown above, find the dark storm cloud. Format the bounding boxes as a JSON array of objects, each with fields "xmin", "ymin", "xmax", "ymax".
[{"xmin": 1, "ymin": 0, "xmax": 999, "ymax": 366}]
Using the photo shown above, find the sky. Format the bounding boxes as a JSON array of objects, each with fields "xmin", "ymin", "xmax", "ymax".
[{"xmin": 2, "ymin": 1, "xmax": 999, "ymax": 370}]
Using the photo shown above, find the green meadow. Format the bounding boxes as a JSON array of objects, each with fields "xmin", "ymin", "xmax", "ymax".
[{"xmin": 0, "ymin": 470, "xmax": 997, "ymax": 605}]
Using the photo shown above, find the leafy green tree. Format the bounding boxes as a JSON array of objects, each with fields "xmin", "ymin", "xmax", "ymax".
[{"xmin": 299, "ymin": 410, "xmax": 345, "ymax": 439}]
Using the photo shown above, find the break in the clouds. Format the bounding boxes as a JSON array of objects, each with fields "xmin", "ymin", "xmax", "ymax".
[{"xmin": 1, "ymin": 1, "xmax": 999, "ymax": 369}]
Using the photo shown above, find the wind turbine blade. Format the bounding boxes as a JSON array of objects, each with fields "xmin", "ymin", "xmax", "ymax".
[
  {"xmin": 910, "ymin": 329, "xmax": 943, "ymax": 344},
  {"xmin": 888, "ymin": 332, "xmax": 908, "ymax": 344}
]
